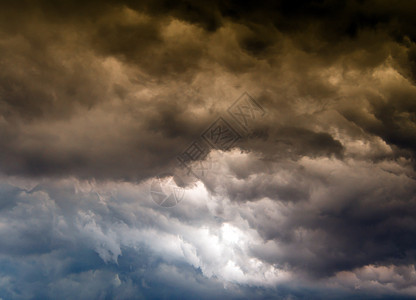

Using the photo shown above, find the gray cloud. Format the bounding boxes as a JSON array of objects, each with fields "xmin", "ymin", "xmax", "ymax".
[
  {"xmin": 1, "ymin": 1, "xmax": 416, "ymax": 299},
  {"xmin": 0, "ymin": 160, "xmax": 415, "ymax": 299}
]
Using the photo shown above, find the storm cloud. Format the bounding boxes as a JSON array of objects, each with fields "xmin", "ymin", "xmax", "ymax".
[{"xmin": 0, "ymin": 0, "xmax": 416, "ymax": 299}]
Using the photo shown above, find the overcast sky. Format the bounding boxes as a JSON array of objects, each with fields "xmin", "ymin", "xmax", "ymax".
[{"xmin": 1, "ymin": 1, "xmax": 416, "ymax": 299}]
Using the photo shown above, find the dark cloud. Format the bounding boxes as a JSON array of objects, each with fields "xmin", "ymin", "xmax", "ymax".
[
  {"xmin": 0, "ymin": 163, "xmax": 415, "ymax": 298},
  {"xmin": 1, "ymin": 1, "xmax": 416, "ymax": 299}
]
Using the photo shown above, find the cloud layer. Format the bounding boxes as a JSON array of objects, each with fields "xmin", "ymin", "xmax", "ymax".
[{"xmin": 1, "ymin": 1, "xmax": 416, "ymax": 299}]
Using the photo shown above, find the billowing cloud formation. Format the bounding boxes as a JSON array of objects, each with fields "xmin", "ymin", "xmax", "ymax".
[
  {"xmin": 0, "ymin": 0, "xmax": 416, "ymax": 299},
  {"xmin": 0, "ymin": 153, "xmax": 415, "ymax": 299}
]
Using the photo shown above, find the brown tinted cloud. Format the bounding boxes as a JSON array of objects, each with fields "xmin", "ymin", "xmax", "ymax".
[
  {"xmin": 1, "ymin": 2, "xmax": 416, "ymax": 298},
  {"xmin": 0, "ymin": 0, "xmax": 415, "ymax": 182}
]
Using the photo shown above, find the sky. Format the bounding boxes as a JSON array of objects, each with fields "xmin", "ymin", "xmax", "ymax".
[{"xmin": 0, "ymin": 0, "xmax": 416, "ymax": 299}]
